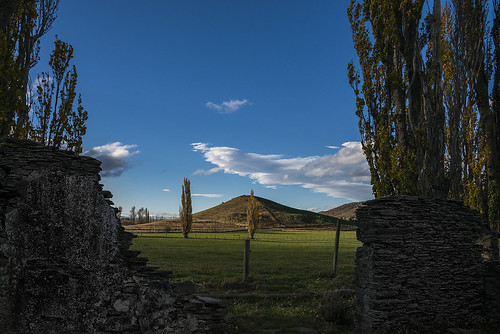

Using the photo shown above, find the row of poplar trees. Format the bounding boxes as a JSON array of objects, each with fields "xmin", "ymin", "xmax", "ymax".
[
  {"xmin": 348, "ymin": 0, "xmax": 500, "ymax": 226},
  {"xmin": 0, "ymin": 0, "xmax": 87, "ymax": 153},
  {"xmin": 129, "ymin": 206, "xmax": 151, "ymax": 225}
]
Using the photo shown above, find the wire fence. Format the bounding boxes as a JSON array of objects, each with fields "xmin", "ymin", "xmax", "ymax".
[{"xmin": 133, "ymin": 230, "xmax": 358, "ymax": 243}]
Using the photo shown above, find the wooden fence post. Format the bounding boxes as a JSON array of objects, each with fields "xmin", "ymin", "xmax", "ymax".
[
  {"xmin": 244, "ymin": 239, "xmax": 250, "ymax": 280},
  {"xmin": 332, "ymin": 220, "xmax": 341, "ymax": 276}
]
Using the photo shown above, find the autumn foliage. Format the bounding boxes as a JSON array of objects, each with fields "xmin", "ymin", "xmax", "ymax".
[
  {"xmin": 0, "ymin": 0, "xmax": 87, "ymax": 153},
  {"xmin": 348, "ymin": 0, "xmax": 500, "ymax": 224},
  {"xmin": 247, "ymin": 190, "xmax": 260, "ymax": 239},
  {"xmin": 180, "ymin": 178, "xmax": 193, "ymax": 239}
]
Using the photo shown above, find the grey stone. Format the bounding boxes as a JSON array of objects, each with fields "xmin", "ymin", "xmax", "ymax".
[
  {"xmin": 0, "ymin": 138, "xmax": 231, "ymax": 333},
  {"xmin": 354, "ymin": 196, "xmax": 498, "ymax": 333},
  {"xmin": 113, "ymin": 299, "xmax": 130, "ymax": 313}
]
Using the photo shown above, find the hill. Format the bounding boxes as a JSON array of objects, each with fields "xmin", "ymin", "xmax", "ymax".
[
  {"xmin": 124, "ymin": 195, "xmax": 344, "ymax": 233},
  {"xmin": 194, "ymin": 195, "xmax": 342, "ymax": 228},
  {"xmin": 320, "ymin": 201, "xmax": 364, "ymax": 221}
]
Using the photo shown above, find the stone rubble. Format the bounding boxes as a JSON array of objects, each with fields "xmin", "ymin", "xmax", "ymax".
[{"xmin": 0, "ymin": 138, "xmax": 232, "ymax": 333}]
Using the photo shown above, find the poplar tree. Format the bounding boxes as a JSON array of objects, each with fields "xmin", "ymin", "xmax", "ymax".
[
  {"xmin": 180, "ymin": 178, "xmax": 192, "ymax": 238},
  {"xmin": 31, "ymin": 38, "xmax": 87, "ymax": 153},
  {"xmin": 246, "ymin": 190, "xmax": 259, "ymax": 239},
  {"xmin": 130, "ymin": 206, "xmax": 136, "ymax": 224},
  {"xmin": 137, "ymin": 207, "xmax": 144, "ymax": 224},
  {"xmin": 0, "ymin": 0, "xmax": 59, "ymax": 137},
  {"xmin": 348, "ymin": 0, "xmax": 499, "ymax": 224},
  {"xmin": 0, "ymin": 1, "xmax": 88, "ymax": 154}
]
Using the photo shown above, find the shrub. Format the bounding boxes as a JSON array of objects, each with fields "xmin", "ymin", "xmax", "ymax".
[{"xmin": 316, "ymin": 291, "xmax": 354, "ymax": 326}]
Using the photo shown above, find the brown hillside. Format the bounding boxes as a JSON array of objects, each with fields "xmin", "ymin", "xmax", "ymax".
[
  {"xmin": 194, "ymin": 195, "xmax": 342, "ymax": 228},
  {"xmin": 124, "ymin": 195, "xmax": 344, "ymax": 233},
  {"xmin": 320, "ymin": 201, "xmax": 365, "ymax": 221}
]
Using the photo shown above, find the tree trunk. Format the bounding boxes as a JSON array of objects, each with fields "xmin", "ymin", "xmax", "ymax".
[
  {"xmin": 420, "ymin": 0, "xmax": 447, "ymax": 198},
  {"xmin": 404, "ymin": 3, "xmax": 426, "ymax": 193},
  {"xmin": 476, "ymin": 66, "xmax": 500, "ymax": 223}
]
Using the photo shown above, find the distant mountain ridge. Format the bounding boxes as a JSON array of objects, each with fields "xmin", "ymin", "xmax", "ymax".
[{"xmin": 320, "ymin": 201, "xmax": 364, "ymax": 221}]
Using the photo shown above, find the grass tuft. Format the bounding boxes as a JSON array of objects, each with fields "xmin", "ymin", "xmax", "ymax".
[{"xmin": 315, "ymin": 291, "xmax": 354, "ymax": 326}]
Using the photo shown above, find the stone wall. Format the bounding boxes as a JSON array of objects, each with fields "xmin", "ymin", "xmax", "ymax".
[
  {"xmin": 355, "ymin": 196, "xmax": 496, "ymax": 333},
  {"xmin": 0, "ymin": 138, "xmax": 229, "ymax": 333}
]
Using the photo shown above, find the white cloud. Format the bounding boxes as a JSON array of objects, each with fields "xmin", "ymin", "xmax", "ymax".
[
  {"xmin": 205, "ymin": 99, "xmax": 249, "ymax": 113},
  {"xmin": 265, "ymin": 185, "xmax": 277, "ymax": 189},
  {"xmin": 191, "ymin": 142, "xmax": 372, "ymax": 201},
  {"xmin": 83, "ymin": 142, "xmax": 140, "ymax": 177},
  {"xmin": 31, "ymin": 74, "xmax": 53, "ymax": 93},
  {"xmin": 326, "ymin": 145, "xmax": 339, "ymax": 149},
  {"xmin": 193, "ymin": 167, "xmax": 222, "ymax": 176},
  {"xmin": 162, "ymin": 189, "xmax": 170, "ymax": 192},
  {"xmin": 205, "ymin": 102, "xmax": 222, "ymax": 112},
  {"xmin": 192, "ymin": 193, "xmax": 224, "ymax": 198}
]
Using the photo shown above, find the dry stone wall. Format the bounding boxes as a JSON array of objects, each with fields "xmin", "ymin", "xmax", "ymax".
[
  {"xmin": 355, "ymin": 196, "xmax": 497, "ymax": 333},
  {"xmin": 0, "ymin": 138, "xmax": 230, "ymax": 333}
]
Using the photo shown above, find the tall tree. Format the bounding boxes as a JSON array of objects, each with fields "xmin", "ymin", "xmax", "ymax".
[
  {"xmin": 492, "ymin": 0, "xmax": 500, "ymax": 225},
  {"xmin": 348, "ymin": 0, "xmax": 447, "ymax": 198},
  {"xmin": 130, "ymin": 206, "xmax": 136, "ymax": 224},
  {"xmin": 180, "ymin": 178, "xmax": 192, "ymax": 239},
  {"xmin": 30, "ymin": 38, "xmax": 87, "ymax": 152},
  {"xmin": 348, "ymin": 0, "xmax": 499, "ymax": 223},
  {"xmin": 463, "ymin": 0, "xmax": 500, "ymax": 223},
  {"xmin": 0, "ymin": 0, "xmax": 59, "ymax": 137},
  {"xmin": 137, "ymin": 207, "xmax": 144, "ymax": 224},
  {"xmin": 246, "ymin": 190, "xmax": 259, "ymax": 239}
]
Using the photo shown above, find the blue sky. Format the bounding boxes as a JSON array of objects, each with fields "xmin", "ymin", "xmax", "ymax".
[{"xmin": 34, "ymin": 0, "xmax": 374, "ymax": 217}]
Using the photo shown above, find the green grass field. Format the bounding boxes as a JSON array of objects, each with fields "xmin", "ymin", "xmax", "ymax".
[{"xmin": 130, "ymin": 230, "xmax": 360, "ymax": 333}]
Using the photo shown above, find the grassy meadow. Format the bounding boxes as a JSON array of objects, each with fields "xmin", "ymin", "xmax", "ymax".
[{"xmin": 130, "ymin": 230, "xmax": 360, "ymax": 333}]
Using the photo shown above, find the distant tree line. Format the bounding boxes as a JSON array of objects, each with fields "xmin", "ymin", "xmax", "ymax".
[
  {"xmin": 128, "ymin": 206, "xmax": 153, "ymax": 224},
  {"xmin": 1, "ymin": 0, "xmax": 87, "ymax": 153},
  {"xmin": 348, "ymin": 0, "xmax": 499, "ymax": 225}
]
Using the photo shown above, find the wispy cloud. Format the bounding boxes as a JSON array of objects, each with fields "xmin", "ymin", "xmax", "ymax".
[
  {"xmin": 193, "ymin": 167, "xmax": 222, "ymax": 176},
  {"xmin": 83, "ymin": 142, "xmax": 140, "ymax": 177},
  {"xmin": 326, "ymin": 145, "xmax": 339, "ymax": 149},
  {"xmin": 162, "ymin": 189, "xmax": 170, "ymax": 192},
  {"xmin": 205, "ymin": 99, "xmax": 249, "ymax": 113},
  {"xmin": 192, "ymin": 193, "xmax": 224, "ymax": 198},
  {"xmin": 191, "ymin": 142, "xmax": 372, "ymax": 201}
]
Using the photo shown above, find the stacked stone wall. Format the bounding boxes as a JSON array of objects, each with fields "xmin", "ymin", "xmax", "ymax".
[
  {"xmin": 355, "ymin": 196, "xmax": 493, "ymax": 333},
  {"xmin": 0, "ymin": 138, "xmax": 229, "ymax": 333}
]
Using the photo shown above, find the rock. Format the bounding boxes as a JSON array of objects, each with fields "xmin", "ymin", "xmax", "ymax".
[
  {"xmin": 196, "ymin": 296, "xmax": 227, "ymax": 308},
  {"xmin": 113, "ymin": 299, "xmax": 130, "ymax": 313},
  {"xmin": 0, "ymin": 138, "xmax": 231, "ymax": 333}
]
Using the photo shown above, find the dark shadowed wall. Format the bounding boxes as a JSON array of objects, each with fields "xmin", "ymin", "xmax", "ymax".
[
  {"xmin": 355, "ymin": 196, "xmax": 498, "ymax": 333},
  {"xmin": 0, "ymin": 138, "xmax": 228, "ymax": 333}
]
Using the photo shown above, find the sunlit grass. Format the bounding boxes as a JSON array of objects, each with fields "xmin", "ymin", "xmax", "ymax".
[{"xmin": 130, "ymin": 230, "xmax": 360, "ymax": 332}]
